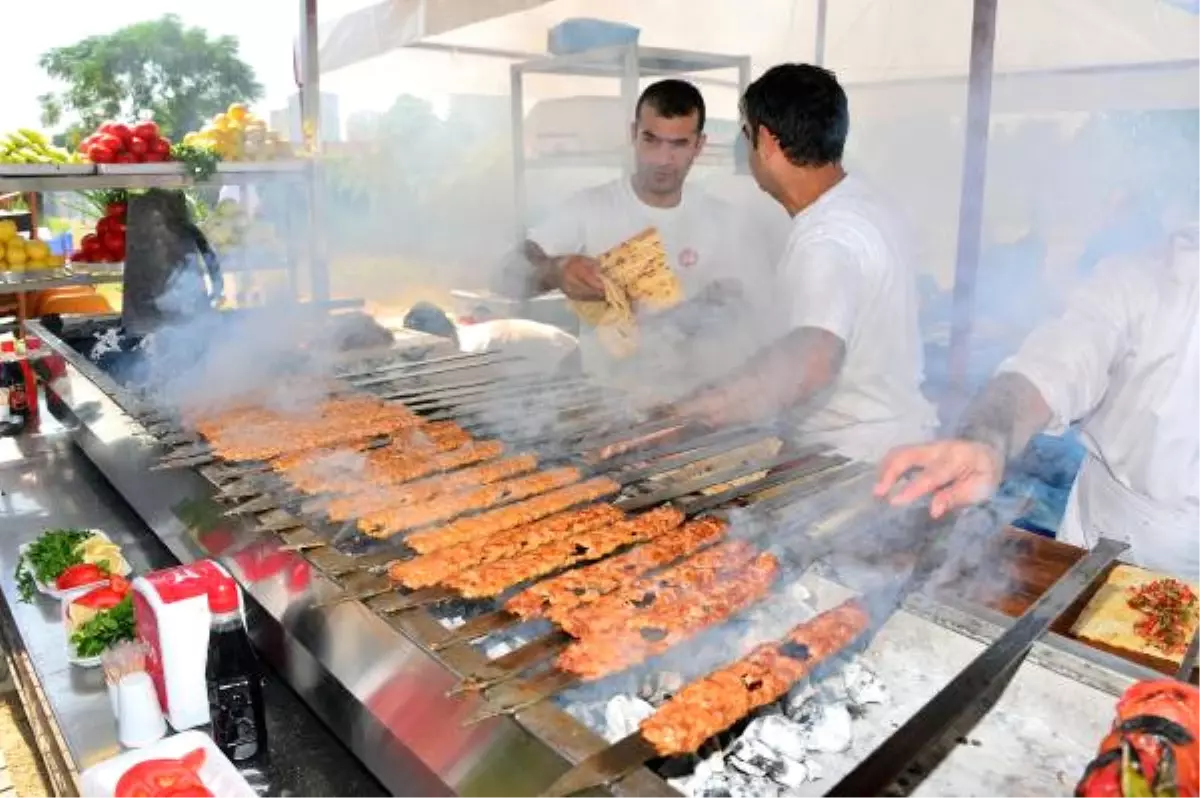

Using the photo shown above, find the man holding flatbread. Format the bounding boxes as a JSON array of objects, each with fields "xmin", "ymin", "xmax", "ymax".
[
  {"xmin": 674, "ymin": 64, "xmax": 937, "ymax": 462},
  {"xmin": 518, "ymin": 79, "xmax": 776, "ymax": 395}
]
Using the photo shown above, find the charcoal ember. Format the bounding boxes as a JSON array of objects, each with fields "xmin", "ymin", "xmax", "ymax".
[
  {"xmin": 691, "ymin": 770, "xmax": 783, "ymax": 798},
  {"xmin": 666, "ymin": 748, "xmax": 725, "ymax": 795},
  {"xmin": 728, "ymin": 739, "xmax": 781, "ymax": 780},
  {"xmin": 439, "ymin": 614, "xmax": 466, "ymax": 630},
  {"xmin": 785, "ymin": 696, "xmax": 853, "ymax": 754},
  {"xmin": 603, "ymin": 695, "xmax": 654, "ymax": 743},
  {"xmin": 784, "ymin": 682, "xmax": 817, "ymax": 717},
  {"xmin": 638, "ymin": 671, "xmax": 684, "ymax": 705},
  {"xmin": 843, "ymin": 659, "xmax": 888, "ymax": 707}
]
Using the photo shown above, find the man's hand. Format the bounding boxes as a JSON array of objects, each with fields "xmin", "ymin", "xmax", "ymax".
[
  {"xmin": 874, "ymin": 439, "xmax": 1005, "ymax": 519},
  {"xmin": 671, "ymin": 387, "xmax": 738, "ymax": 428},
  {"xmin": 558, "ymin": 255, "xmax": 606, "ymax": 301}
]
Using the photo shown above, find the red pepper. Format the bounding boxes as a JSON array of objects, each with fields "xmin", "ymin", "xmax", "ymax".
[
  {"xmin": 1076, "ymin": 680, "xmax": 1199, "ymax": 797},
  {"xmin": 55, "ymin": 563, "xmax": 107, "ymax": 591}
]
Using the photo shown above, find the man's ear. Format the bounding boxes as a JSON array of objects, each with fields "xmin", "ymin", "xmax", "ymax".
[{"xmin": 758, "ymin": 127, "xmax": 780, "ymax": 160}]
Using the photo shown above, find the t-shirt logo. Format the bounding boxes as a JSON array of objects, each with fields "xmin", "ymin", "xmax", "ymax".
[{"xmin": 679, "ymin": 248, "xmax": 699, "ymax": 269}]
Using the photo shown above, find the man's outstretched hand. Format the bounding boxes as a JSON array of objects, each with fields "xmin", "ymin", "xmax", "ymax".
[
  {"xmin": 558, "ymin": 255, "xmax": 606, "ymax": 302},
  {"xmin": 874, "ymin": 439, "xmax": 1005, "ymax": 519}
]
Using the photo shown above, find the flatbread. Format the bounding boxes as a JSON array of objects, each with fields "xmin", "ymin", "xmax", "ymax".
[
  {"xmin": 569, "ymin": 228, "xmax": 682, "ymax": 358},
  {"xmin": 1070, "ymin": 564, "xmax": 1200, "ymax": 664}
]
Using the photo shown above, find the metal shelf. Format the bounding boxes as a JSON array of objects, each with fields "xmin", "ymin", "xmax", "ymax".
[
  {"xmin": 515, "ymin": 44, "xmax": 747, "ymax": 79},
  {"xmin": 0, "ymin": 270, "xmax": 122, "ymax": 296},
  {"xmin": 0, "ymin": 161, "xmax": 312, "ymax": 192}
]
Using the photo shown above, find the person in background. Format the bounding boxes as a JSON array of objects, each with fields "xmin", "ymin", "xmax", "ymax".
[
  {"xmin": 674, "ymin": 64, "xmax": 937, "ymax": 462},
  {"xmin": 876, "ymin": 224, "xmax": 1199, "ymax": 581},
  {"xmin": 402, "ymin": 302, "xmax": 579, "ymax": 375},
  {"xmin": 515, "ymin": 79, "xmax": 771, "ymax": 389}
]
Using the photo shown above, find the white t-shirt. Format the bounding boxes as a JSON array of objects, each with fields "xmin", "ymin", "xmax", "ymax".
[
  {"xmin": 527, "ymin": 178, "xmax": 773, "ymax": 399},
  {"xmin": 778, "ymin": 174, "xmax": 937, "ymax": 461},
  {"xmin": 457, "ymin": 319, "xmax": 578, "ymax": 374}
]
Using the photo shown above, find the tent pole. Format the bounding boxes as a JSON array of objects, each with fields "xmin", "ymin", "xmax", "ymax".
[
  {"xmin": 814, "ymin": 0, "xmax": 828, "ymax": 66},
  {"xmin": 300, "ymin": 0, "xmax": 330, "ymax": 301},
  {"xmin": 945, "ymin": 0, "xmax": 998, "ymax": 411}
]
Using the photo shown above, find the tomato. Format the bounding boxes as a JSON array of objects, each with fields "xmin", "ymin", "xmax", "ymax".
[
  {"xmin": 69, "ymin": 250, "xmax": 86, "ymax": 262},
  {"xmin": 97, "ymin": 133, "xmax": 124, "ymax": 153},
  {"xmin": 106, "ymin": 201, "xmax": 128, "ymax": 220},
  {"xmin": 115, "ymin": 749, "xmax": 210, "ymax": 798},
  {"xmin": 88, "ymin": 145, "xmax": 115, "ymax": 164},
  {"xmin": 102, "ymin": 231, "xmax": 124, "ymax": 256},
  {"xmin": 127, "ymin": 136, "xmax": 149, "ymax": 156},
  {"xmin": 143, "ymin": 151, "xmax": 166, "ymax": 163},
  {"xmin": 152, "ymin": 137, "xmax": 171, "ymax": 156},
  {"xmin": 55, "ymin": 563, "xmax": 107, "ymax": 590},
  {"xmin": 101, "ymin": 122, "xmax": 132, "ymax": 144},
  {"xmin": 114, "ymin": 152, "xmax": 136, "ymax": 164},
  {"xmin": 132, "ymin": 121, "xmax": 160, "ymax": 141},
  {"xmin": 95, "ymin": 217, "xmax": 113, "ymax": 237}
]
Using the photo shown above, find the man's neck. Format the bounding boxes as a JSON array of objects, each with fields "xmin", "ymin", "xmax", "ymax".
[
  {"xmin": 778, "ymin": 164, "xmax": 847, "ymax": 217},
  {"xmin": 630, "ymin": 174, "xmax": 683, "ymax": 209}
]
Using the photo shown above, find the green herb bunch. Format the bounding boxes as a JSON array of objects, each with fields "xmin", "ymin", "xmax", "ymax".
[
  {"xmin": 14, "ymin": 529, "xmax": 91, "ymax": 602},
  {"xmin": 70, "ymin": 595, "xmax": 136, "ymax": 658}
]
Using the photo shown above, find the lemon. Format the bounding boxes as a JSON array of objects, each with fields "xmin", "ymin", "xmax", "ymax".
[
  {"xmin": 6, "ymin": 244, "xmax": 26, "ymax": 266},
  {"xmin": 76, "ymin": 538, "xmax": 125, "ymax": 573},
  {"xmin": 27, "ymin": 257, "xmax": 47, "ymax": 270},
  {"xmin": 212, "ymin": 113, "xmax": 230, "ymax": 131},
  {"xmin": 227, "ymin": 103, "xmax": 249, "ymax": 123},
  {"xmin": 25, "ymin": 239, "xmax": 50, "ymax": 260},
  {"xmin": 46, "ymin": 254, "xmax": 65, "ymax": 268},
  {"xmin": 0, "ymin": 219, "xmax": 16, "ymax": 244}
]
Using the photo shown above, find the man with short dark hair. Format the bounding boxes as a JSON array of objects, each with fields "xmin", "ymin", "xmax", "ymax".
[
  {"xmin": 676, "ymin": 64, "xmax": 936, "ymax": 461},
  {"xmin": 519, "ymin": 79, "xmax": 771, "ymax": 392}
]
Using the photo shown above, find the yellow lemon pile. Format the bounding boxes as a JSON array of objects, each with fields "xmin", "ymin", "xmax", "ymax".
[
  {"xmin": 182, "ymin": 102, "xmax": 293, "ymax": 162},
  {"xmin": 0, "ymin": 220, "xmax": 65, "ymax": 275}
]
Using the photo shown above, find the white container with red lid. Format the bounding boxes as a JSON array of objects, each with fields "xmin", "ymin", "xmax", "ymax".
[{"xmin": 131, "ymin": 559, "xmax": 240, "ymax": 731}]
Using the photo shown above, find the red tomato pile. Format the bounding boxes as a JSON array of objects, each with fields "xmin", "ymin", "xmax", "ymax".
[
  {"xmin": 78, "ymin": 120, "xmax": 172, "ymax": 165},
  {"xmin": 71, "ymin": 199, "xmax": 128, "ymax": 264}
]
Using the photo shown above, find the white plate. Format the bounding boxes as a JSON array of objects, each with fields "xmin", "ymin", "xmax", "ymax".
[
  {"xmin": 61, "ymin": 594, "xmax": 103, "ymax": 668},
  {"xmin": 18, "ymin": 530, "xmax": 131, "ymax": 601},
  {"xmin": 79, "ymin": 730, "xmax": 257, "ymax": 797}
]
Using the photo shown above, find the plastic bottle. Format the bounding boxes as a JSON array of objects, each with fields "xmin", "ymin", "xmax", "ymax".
[{"xmin": 204, "ymin": 579, "xmax": 268, "ymax": 763}]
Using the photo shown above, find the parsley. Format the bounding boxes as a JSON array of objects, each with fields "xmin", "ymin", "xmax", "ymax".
[
  {"xmin": 14, "ymin": 529, "xmax": 91, "ymax": 603},
  {"xmin": 170, "ymin": 143, "xmax": 222, "ymax": 182},
  {"xmin": 70, "ymin": 595, "xmax": 136, "ymax": 658}
]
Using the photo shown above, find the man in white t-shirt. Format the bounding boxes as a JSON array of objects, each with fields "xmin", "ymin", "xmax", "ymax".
[
  {"xmin": 518, "ymin": 80, "xmax": 772, "ymax": 398},
  {"xmin": 675, "ymin": 64, "xmax": 936, "ymax": 461}
]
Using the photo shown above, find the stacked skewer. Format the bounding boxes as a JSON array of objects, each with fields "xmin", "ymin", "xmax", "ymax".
[{"xmin": 135, "ymin": 350, "xmax": 903, "ymax": 794}]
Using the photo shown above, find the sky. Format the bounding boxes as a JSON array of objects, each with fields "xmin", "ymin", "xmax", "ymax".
[{"xmin": 1, "ymin": 0, "xmax": 329, "ymax": 135}]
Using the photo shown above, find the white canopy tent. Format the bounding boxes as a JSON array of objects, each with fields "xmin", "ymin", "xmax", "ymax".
[{"xmin": 304, "ymin": 0, "xmax": 1198, "ymax": 389}]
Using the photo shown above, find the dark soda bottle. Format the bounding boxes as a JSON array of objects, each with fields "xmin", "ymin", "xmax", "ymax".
[{"xmin": 205, "ymin": 578, "xmax": 268, "ymax": 764}]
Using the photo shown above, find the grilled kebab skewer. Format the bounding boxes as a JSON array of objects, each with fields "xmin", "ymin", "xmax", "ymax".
[
  {"xmin": 358, "ymin": 466, "xmax": 584, "ymax": 538},
  {"xmin": 388, "ymin": 505, "xmax": 627, "ymax": 590},
  {"xmin": 540, "ymin": 599, "xmax": 871, "ymax": 797}
]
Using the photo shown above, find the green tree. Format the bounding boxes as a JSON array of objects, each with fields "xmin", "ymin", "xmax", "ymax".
[{"xmin": 38, "ymin": 14, "xmax": 262, "ymax": 143}]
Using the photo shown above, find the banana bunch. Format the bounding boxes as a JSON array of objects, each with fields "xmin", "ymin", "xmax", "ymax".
[
  {"xmin": 201, "ymin": 199, "xmax": 282, "ymax": 254},
  {"xmin": 0, "ymin": 128, "xmax": 80, "ymax": 165}
]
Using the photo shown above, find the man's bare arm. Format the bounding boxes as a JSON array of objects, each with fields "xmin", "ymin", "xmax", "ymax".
[
  {"xmin": 955, "ymin": 372, "xmax": 1054, "ymax": 462},
  {"xmin": 676, "ymin": 327, "xmax": 846, "ymax": 425}
]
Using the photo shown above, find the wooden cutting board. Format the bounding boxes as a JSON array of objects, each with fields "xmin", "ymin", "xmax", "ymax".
[{"xmin": 1070, "ymin": 564, "xmax": 1200, "ymax": 667}]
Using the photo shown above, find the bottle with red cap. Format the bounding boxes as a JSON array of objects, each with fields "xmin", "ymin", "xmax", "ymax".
[{"xmin": 204, "ymin": 577, "xmax": 268, "ymax": 764}]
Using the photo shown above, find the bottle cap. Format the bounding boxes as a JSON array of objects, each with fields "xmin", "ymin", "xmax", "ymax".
[{"xmin": 208, "ymin": 577, "xmax": 240, "ymax": 613}]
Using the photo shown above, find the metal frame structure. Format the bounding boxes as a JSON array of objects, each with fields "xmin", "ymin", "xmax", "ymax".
[{"xmin": 509, "ymin": 43, "xmax": 752, "ymax": 238}]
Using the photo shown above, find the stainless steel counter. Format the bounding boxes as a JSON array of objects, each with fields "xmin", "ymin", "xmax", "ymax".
[
  {"xmin": 0, "ymin": 420, "xmax": 387, "ymax": 795},
  {"xmin": 22, "ymin": 317, "xmax": 671, "ymax": 798}
]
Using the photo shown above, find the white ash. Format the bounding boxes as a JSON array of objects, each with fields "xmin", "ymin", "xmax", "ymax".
[
  {"xmin": 603, "ymin": 695, "xmax": 654, "ymax": 743},
  {"xmin": 653, "ymin": 658, "xmax": 890, "ymax": 797},
  {"xmin": 638, "ymin": 671, "xmax": 685, "ymax": 705}
]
